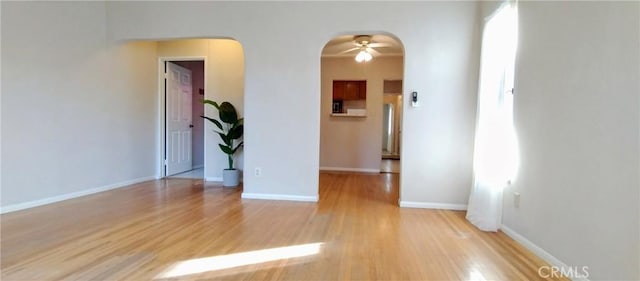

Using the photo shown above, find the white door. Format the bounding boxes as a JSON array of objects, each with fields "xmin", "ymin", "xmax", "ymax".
[{"xmin": 166, "ymin": 62, "xmax": 193, "ymax": 176}]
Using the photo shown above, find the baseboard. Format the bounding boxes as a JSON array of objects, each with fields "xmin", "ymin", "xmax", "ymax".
[
  {"xmin": 241, "ymin": 193, "xmax": 318, "ymax": 202},
  {"xmin": 192, "ymin": 164, "xmax": 204, "ymax": 170},
  {"xmin": 319, "ymin": 166, "xmax": 380, "ymax": 173},
  {"xmin": 399, "ymin": 201, "xmax": 468, "ymax": 210},
  {"xmin": 204, "ymin": 177, "xmax": 246, "ymax": 183},
  {"xmin": 500, "ymin": 225, "xmax": 591, "ymax": 281},
  {"xmin": 0, "ymin": 175, "xmax": 157, "ymax": 214}
]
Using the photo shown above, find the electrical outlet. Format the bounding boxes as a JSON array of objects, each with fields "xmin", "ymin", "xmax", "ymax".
[
  {"xmin": 254, "ymin": 167, "xmax": 262, "ymax": 177},
  {"xmin": 513, "ymin": 192, "xmax": 521, "ymax": 208}
]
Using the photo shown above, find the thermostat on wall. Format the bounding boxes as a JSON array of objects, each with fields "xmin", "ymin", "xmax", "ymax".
[{"xmin": 411, "ymin": 91, "xmax": 419, "ymax": 107}]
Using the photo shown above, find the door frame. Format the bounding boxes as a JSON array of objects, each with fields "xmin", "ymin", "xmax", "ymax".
[{"xmin": 157, "ymin": 56, "xmax": 207, "ymax": 178}]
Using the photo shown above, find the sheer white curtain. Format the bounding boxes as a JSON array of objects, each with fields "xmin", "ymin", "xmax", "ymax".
[{"xmin": 466, "ymin": 3, "xmax": 519, "ymax": 232}]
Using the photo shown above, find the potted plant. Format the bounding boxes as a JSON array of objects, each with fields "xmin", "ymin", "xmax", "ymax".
[{"xmin": 201, "ymin": 100, "xmax": 243, "ymax": 187}]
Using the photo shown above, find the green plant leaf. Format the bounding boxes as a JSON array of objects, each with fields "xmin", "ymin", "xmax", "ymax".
[
  {"xmin": 232, "ymin": 142, "xmax": 244, "ymax": 154},
  {"xmin": 219, "ymin": 144, "xmax": 234, "ymax": 155},
  {"xmin": 201, "ymin": 116, "xmax": 223, "ymax": 131},
  {"xmin": 218, "ymin": 102, "xmax": 238, "ymax": 124},
  {"xmin": 217, "ymin": 132, "xmax": 231, "ymax": 146},
  {"xmin": 204, "ymin": 100, "xmax": 243, "ymax": 158},
  {"xmin": 203, "ymin": 99, "xmax": 220, "ymax": 110},
  {"xmin": 228, "ymin": 125, "xmax": 244, "ymax": 140}
]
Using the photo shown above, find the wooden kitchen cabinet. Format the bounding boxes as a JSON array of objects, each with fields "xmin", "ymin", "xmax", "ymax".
[
  {"xmin": 333, "ymin": 81, "xmax": 345, "ymax": 100},
  {"xmin": 344, "ymin": 81, "xmax": 359, "ymax": 100},
  {"xmin": 357, "ymin": 81, "xmax": 366, "ymax": 99},
  {"xmin": 332, "ymin": 80, "xmax": 366, "ymax": 101}
]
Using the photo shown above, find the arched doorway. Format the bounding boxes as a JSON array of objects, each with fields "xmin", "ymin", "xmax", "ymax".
[
  {"xmin": 152, "ymin": 39, "xmax": 245, "ymax": 183},
  {"xmin": 318, "ymin": 34, "xmax": 405, "ymax": 203}
]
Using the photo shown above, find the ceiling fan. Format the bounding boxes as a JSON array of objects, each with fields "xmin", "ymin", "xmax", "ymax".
[{"xmin": 339, "ymin": 35, "xmax": 392, "ymax": 62}]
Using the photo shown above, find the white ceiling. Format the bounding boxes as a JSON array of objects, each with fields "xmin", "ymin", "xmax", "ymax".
[{"xmin": 321, "ymin": 34, "xmax": 404, "ymax": 58}]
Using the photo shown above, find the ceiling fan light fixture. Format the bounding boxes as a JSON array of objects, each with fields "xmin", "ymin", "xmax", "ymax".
[
  {"xmin": 355, "ymin": 50, "xmax": 366, "ymax": 62},
  {"xmin": 355, "ymin": 50, "xmax": 372, "ymax": 63},
  {"xmin": 363, "ymin": 51, "xmax": 372, "ymax": 62}
]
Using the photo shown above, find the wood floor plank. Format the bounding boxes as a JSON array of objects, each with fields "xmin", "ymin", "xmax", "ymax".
[{"xmin": 1, "ymin": 173, "xmax": 565, "ymax": 280}]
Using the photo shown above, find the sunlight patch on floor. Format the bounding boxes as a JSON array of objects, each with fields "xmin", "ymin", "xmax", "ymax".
[
  {"xmin": 467, "ymin": 268, "xmax": 488, "ymax": 281},
  {"xmin": 155, "ymin": 242, "xmax": 324, "ymax": 279}
]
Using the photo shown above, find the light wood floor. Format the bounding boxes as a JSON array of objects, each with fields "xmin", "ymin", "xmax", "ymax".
[{"xmin": 1, "ymin": 173, "xmax": 563, "ymax": 280}]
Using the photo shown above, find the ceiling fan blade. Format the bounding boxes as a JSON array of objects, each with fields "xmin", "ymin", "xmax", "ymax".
[
  {"xmin": 368, "ymin": 48, "xmax": 382, "ymax": 56},
  {"xmin": 338, "ymin": 47, "xmax": 360, "ymax": 54},
  {"xmin": 333, "ymin": 41, "xmax": 357, "ymax": 50},
  {"xmin": 368, "ymin": 42, "xmax": 392, "ymax": 48}
]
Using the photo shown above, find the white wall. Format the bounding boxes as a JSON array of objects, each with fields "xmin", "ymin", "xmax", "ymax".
[
  {"xmin": 107, "ymin": 1, "xmax": 480, "ymax": 202},
  {"xmin": 320, "ymin": 56, "xmax": 403, "ymax": 172},
  {"xmin": 500, "ymin": 2, "xmax": 640, "ymax": 280},
  {"xmin": 0, "ymin": 2, "xmax": 4, "ymax": 199},
  {"xmin": 1, "ymin": 2, "xmax": 158, "ymax": 208},
  {"xmin": 156, "ymin": 39, "xmax": 245, "ymax": 180}
]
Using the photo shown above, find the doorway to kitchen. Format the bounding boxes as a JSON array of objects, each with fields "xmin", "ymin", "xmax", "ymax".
[
  {"xmin": 381, "ymin": 79, "xmax": 402, "ymax": 173},
  {"xmin": 318, "ymin": 33, "xmax": 404, "ymax": 204}
]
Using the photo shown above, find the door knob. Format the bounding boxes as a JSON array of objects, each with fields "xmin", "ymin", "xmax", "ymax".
[{"xmin": 189, "ymin": 124, "xmax": 194, "ymax": 128}]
